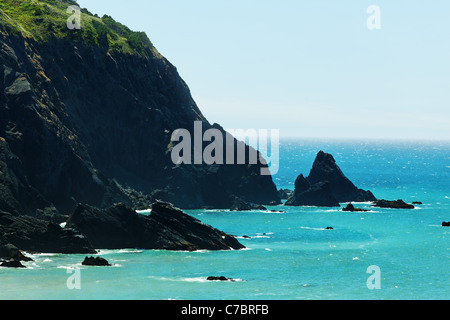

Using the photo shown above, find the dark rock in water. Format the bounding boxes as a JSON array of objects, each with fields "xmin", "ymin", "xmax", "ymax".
[
  {"xmin": 230, "ymin": 197, "xmax": 267, "ymax": 211},
  {"xmin": 306, "ymin": 151, "xmax": 377, "ymax": 203},
  {"xmin": 251, "ymin": 204, "xmax": 268, "ymax": 210},
  {"xmin": 66, "ymin": 203, "xmax": 143, "ymax": 250},
  {"xmin": 285, "ymin": 177, "xmax": 340, "ymax": 207},
  {"xmin": 442, "ymin": 222, "xmax": 450, "ymax": 227},
  {"xmin": 0, "ymin": 243, "xmax": 32, "ymax": 262},
  {"xmin": 140, "ymin": 200, "xmax": 246, "ymax": 251},
  {"xmin": 0, "ymin": 210, "xmax": 96, "ymax": 254},
  {"xmin": 66, "ymin": 201, "xmax": 245, "ymax": 251},
  {"xmin": 278, "ymin": 189, "xmax": 294, "ymax": 200},
  {"xmin": 207, "ymin": 276, "xmax": 236, "ymax": 282},
  {"xmin": 230, "ymin": 197, "xmax": 252, "ymax": 211},
  {"xmin": 285, "ymin": 151, "xmax": 376, "ymax": 207},
  {"xmin": 372, "ymin": 199, "xmax": 415, "ymax": 209},
  {"xmin": 0, "ymin": 259, "xmax": 25, "ymax": 268},
  {"xmin": 325, "ymin": 227, "xmax": 334, "ymax": 230},
  {"xmin": 412, "ymin": 201, "xmax": 423, "ymax": 205},
  {"xmin": 82, "ymin": 256, "xmax": 111, "ymax": 266},
  {"xmin": 342, "ymin": 203, "xmax": 369, "ymax": 212}
]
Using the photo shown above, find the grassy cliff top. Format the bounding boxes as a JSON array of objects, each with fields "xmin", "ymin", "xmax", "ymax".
[{"xmin": 0, "ymin": 0, "xmax": 156, "ymax": 57}]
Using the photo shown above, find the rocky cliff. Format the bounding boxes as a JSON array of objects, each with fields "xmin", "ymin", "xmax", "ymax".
[
  {"xmin": 0, "ymin": 0, "xmax": 280, "ymax": 218},
  {"xmin": 66, "ymin": 201, "xmax": 245, "ymax": 251},
  {"xmin": 286, "ymin": 151, "xmax": 376, "ymax": 206}
]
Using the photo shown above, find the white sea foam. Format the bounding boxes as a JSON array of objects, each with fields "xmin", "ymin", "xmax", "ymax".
[
  {"xmin": 27, "ymin": 252, "xmax": 58, "ymax": 257},
  {"xmin": 96, "ymin": 249, "xmax": 143, "ymax": 255},
  {"xmin": 300, "ymin": 227, "xmax": 327, "ymax": 231},
  {"xmin": 117, "ymin": 249, "xmax": 143, "ymax": 254},
  {"xmin": 136, "ymin": 209, "xmax": 152, "ymax": 214},
  {"xmin": 25, "ymin": 252, "xmax": 58, "ymax": 260},
  {"xmin": 57, "ymin": 265, "xmax": 81, "ymax": 270},
  {"xmin": 251, "ymin": 232, "xmax": 273, "ymax": 238}
]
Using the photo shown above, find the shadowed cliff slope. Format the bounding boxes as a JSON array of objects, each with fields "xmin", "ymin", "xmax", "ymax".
[{"xmin": 0, "ymin": 0, "xmax": 280, "ymax": 216}]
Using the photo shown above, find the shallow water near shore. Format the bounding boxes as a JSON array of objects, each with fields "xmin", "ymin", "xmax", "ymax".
[{"xmin": 1, "ymin": 138, "xmax": 449, "ymax": 300}]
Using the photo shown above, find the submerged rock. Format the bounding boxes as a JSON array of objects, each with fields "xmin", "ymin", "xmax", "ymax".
[
  {"xmin": 372, "ymin": 199, "xmax": 415, "ymax": 209},
  {"xmin": 66, "ymin": 201, "xmax": 245, "ymax": 251}
]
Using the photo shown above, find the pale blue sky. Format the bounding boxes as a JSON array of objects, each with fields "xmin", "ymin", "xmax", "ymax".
[{"xmin": 77, "ymin": 0, "xmax": 450, "ymax": 140}]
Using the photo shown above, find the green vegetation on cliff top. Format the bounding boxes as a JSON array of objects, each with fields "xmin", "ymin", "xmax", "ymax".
[{"xmin": 0, "ymin": 0, "xmax": 155, "ymax": 56}]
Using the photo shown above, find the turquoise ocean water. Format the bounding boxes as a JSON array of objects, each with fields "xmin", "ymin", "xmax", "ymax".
[{"xmin": 1, "ymin": 138, "xmax": 449, "ymax": 300}]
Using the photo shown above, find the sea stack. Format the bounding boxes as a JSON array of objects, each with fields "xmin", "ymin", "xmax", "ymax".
[
  {"xmin": 285, "ymin": 174, "xmax": 340, "ymax": 207},
  {"xmin": 286, "ymin": 151, "xmax": 376, "ymax": 207}
]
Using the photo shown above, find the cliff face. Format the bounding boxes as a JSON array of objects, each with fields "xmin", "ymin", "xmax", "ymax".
[{"xmin": 0, "ymin": 1, "xmax": 280, "ymax": 216}]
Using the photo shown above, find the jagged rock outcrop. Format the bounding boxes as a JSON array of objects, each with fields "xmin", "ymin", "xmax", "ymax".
[
  {"xmin": 0, "ymin": 241, "xmax": 32, "ymax": 268},
  {"xmin": 229, "ymin": 196, "xmax": 267, "ymax": 211},
  {"xmin": 0, "ymin": 240, "xmax": 31, "ymax": 268},
  {"xmin": 66, "ymin": 201, "xmax": 245, "ymax": 251},
  {"xmin": 278, "ymin": 188, "xmax": 293, "ymax": 200},
  {"xmin": 285, "ymin": 174, "xmax": 340, "ymax": 207},
  {"xmin": 307, "ymin": 151, "xmax": 376, "ymax": 202},
  {"xmin": 82, "ymin": 256, "xmax": 111, "ymax": 266},
  {"xmin": 0, "ymin": 242, "xmax": 32, "ymax": 262},
  {"xmin": 286, "ymin": 151, "xmax": 376, "ymax": 207},
  {"xmin": 0, "ymin": 209, "xmax": 95, "ymax": 253}
]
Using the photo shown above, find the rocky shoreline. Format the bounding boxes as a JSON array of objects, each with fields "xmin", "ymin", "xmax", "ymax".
[
  {"xmin": 0, "ymin": 149, "xmax": 429, "ymax": 268},
  {"xmin": 0, "ymin": 200, "xmax": 246, "ymax": 267},
  {"xmin": 0, "ymin": 2, "xmax": 445, "ymax": 272}
]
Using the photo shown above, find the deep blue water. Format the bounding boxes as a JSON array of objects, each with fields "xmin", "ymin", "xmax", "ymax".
[{"xmin": 1, "ymin": 138, "xmax": 449, "ymax": 300}]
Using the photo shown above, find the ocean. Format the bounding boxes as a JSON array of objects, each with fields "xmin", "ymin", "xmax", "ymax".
[{"xmin": 1, "ymin": 138, "xmax": 449, "ymax": 300}]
